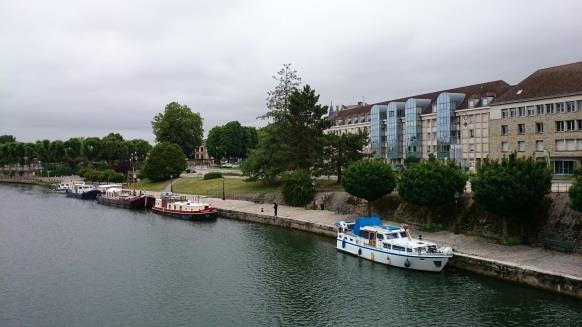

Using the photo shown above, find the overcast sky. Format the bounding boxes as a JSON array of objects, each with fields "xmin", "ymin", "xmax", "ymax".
[{"xmin": 1, "ymin": 0, "xmax": 582, "ymax": 143}]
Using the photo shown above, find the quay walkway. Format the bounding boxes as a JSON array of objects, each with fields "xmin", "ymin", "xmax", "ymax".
[{"xmin": 143, "ymin": 191, "xmax": 582, "ymax": 298}]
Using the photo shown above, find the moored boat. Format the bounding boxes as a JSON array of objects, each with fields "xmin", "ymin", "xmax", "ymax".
[
  {"xmin": 336, "ymin": 216, "xmax": 453, "ymax": 272},
  {"xmin": 96, "ymin": 187, "xmax": 155, "ymax": 209},
  {"xmin": 152, "ymin": 193, "xmax": 217, "ymax": 220},
  {"xmin": 66, "ymin": 183, "xmax": 101, "ymax": 200},
  {"xmin": 52, "ymin": 181, "xmax": 83, "ymax": 193}
]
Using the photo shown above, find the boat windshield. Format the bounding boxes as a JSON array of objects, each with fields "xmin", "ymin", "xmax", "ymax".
[
  {"xmin": 386, "ymin": 233, "xmax": 399, "ymax": 239},
  {"xmin": 400, "ymin": 232, "xmax": 407, "ymax": 238}
]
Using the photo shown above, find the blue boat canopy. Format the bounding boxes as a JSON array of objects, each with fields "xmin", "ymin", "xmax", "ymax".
[{"xmin": 353, "ymin": 216, "xmax": 381, "ymax": 235}]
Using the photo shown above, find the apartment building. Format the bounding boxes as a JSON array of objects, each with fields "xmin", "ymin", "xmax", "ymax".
[
  {"xmin": 326, "ymin": 102, "xmax": 372, "ymax": 153},
  {"xmin": 489, "ymin": 61, "xmax": 582, "ymax": 174}
]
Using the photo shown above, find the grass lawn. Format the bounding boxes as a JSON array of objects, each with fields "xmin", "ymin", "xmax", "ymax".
[
  {"xmin": 135, "ymin": 179, "xmax": 170, "ymax": 192},
  {"xmin": 172, "ymin": 177, "xmax": 281, "ymax": 196}
]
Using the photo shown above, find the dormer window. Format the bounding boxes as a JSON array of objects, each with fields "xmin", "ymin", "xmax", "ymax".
[
  {"xmin": 468, "ymin": 100, "xmax": 475, "ymax": 108},
  {"xmin": 481, "ymin": 97, "xmax": 488, "ymax": 106}
]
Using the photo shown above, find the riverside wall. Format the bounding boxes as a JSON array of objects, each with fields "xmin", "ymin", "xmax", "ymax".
[{"xmin": 217, "ymin": 208, "xmax": 582, "ymax": 299}]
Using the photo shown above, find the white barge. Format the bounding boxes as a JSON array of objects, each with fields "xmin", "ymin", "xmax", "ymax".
[{"xmin": 336, "ymin": 216, "xmax": 453, "ymax": 272}]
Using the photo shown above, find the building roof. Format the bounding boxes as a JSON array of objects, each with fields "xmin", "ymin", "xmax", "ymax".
[
  {"xmin": 493, "ymin": 61, "xmax": 582, "ymax": 104},
  {"xmin": 330, "ymin": 80, "xmax": 511, "ymax": 120}
]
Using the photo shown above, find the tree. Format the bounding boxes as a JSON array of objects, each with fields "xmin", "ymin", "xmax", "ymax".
[
  {"xmin": 206, "ymin": 125, "xmax": 227, "ymax": 165},
  {"xmin": 317, "ymin": 131, "xmax": 368, "ymax": 183},
  {"xmin": 397, "ymin": 157, "xmax": 467, "ymax": 227},
  {"xmin": 82, "ymin": 137, "xmax": 102, "ymax": 162},
  {"xmin": 281, "ymin": 170, "xmax": 315, "ymax": 207},
  {"xmin": 0, "ymin": 135, "xmax": 16, "ymax": 144},
  {"xmin": 471, "ymin": 153, "xmax": 552, "ymax": 241},
  {"xmin": 241, "ymin": 124, "xmax": 289, "ymax": 183},
  {"xmin": 341, "ymin": 160, "xmax": 397, "ymax": 216},
  {"xmin": 142, "ymin": 142, "xmax": 187, "ymax": 182},
  {"xmin": 283, "ymin": 85, "xmax": 331, "ymax": 170},
  {"xmin": 569, "ymin": 178, "xmax": 582, "ymax": 212},
  {"xmin": 262, "ymin": 63, "xmax": 301, "ymax": 121},
  {"xmin": 151, "ymin": 102, "xmax": 203, "ymax": 157},
  {"xmin": 102, "ymin": 132, "xmax": 124, "ymax": 142}
]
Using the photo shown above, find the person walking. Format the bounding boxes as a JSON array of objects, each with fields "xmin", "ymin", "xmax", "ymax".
[{"xmin": 273, "ymin": 202, "xmax": 278, "ymax": 217}]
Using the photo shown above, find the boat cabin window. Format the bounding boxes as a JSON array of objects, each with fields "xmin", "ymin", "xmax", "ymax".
[
  {"xmin": 400, "ymin": 232, "xmax": 407, "ymax": 238},
  {"xmin": 383, "ymin": 243, "xmax": 391, "ymax": 249},
  {"xmin": 386, "ymin": 233, "xmax": 398, "ymax": 239},
  {"xmin": 392, "ymin": 245, "xmax": 405, "ymax": 252},
  {"xmin": 376, "ymin": 234, "xmax": 384, "ymax": 240},
  {"xmin": 359, "ymin": 231, "xmax": 369, "ymax": 239},
  {"xmin": 406, "ymin": 248, "xmax": 413, "ymax": 252}
]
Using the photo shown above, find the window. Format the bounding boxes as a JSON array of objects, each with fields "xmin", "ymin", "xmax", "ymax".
[
  {"xmin": 517, "ymin": 141, "xmax": 526, "ymax": 152},
  {"xmin": 556, "ymin": 121, "xmax": 564, "ymax": 132},
  {"xmin": 469, "ymin": 144, "xmax": 475, "ymax": 152},
  {"xmin": 501, "ymin": 125, "xmax": 508, "ymax": 135},
  {"xmin": 553, "ymin": 160, "xmax": 575, "ymax": 175},
  {"xmin": 578, "ymin": 120, "xmax": 582, "ymax": 130},
  {"xmin": 556, "ymin": 102, "xmax": 565, "ymax": 113},
  {"xmin": 536, "ymin": 105, "xmax": 545, "ymax": 115},
  {"xmin": 518, "ymin": 124, "xmax": 526, "ymax": 134},
  {"xmin": 556, "ymin": 139, "xmax": 566, "ymax": 151},
  {"xmin": 501, "ymin": 109, "xmax": 508, "ymax": 118},
  {"xmin": 383, "ymin": 243, "xmax": 391, "ymax": 249},
  {"xmin": 566, "ymin": 120, "xmax": 575, "ymax": 131},
  {"xmin": 536, "ymin": 140, "xmax": 544, "ymax": 151},
  {"xmin": 567, "ymin": 139, "xmax": 577, "ymax": 151},
  {"xmin": 546, "ymin": 103, "xmax": 554, "ymax": 114},
  {"xmin": 566, "ymin": 101, "xmax": 576, "ymax": 112},
  {"xmin": 536, "ymin": 122, "xmax": 544, "ymax": 133},
  {"xmin": 510, "ymin": 108, "xmax": 517, "ymax": 118},
  {"xmin": 527, "ymin": 106, "xmax": 535, "ymax": 116},
  {"xmin": 469, "ymin": 100, "xmax": 475, "ymax": 108},
  {"xmin": 469, "ymin": 129, "xmax": 474, "ymax": 138},
  {"xmin": 482, "ymin": 98, "xmax": 488, "ymax": 106},
  {"xmin": 518, "ymin": 107, "xmax": 525, "ymax": 117},
  {"xmin": 392, "ymin": 245, "xmax": 405, "ymax": 252},
  {"xmin": 501, "ymin": 142, "xmax": 508, "ymax": 152}
]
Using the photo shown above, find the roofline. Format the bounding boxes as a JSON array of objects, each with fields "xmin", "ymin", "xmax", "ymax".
[{"xmin": 492, "ymin": 91, "xmax": 582, "ymax": 106}]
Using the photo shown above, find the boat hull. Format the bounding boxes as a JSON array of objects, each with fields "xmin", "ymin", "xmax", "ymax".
[
  {"xmin": 66, "ymin": 190, "xmax": 101, "ymax": 200},
  {"xmin": 97, "ymin": 195, "xmax": 156, "ymax": 209},
  {"xmin": 151, "ymin": 206, "xmax": 218, "ymax": 220},
  {"xmin": 336, "ymin": 237, "xmax": 450, "ymax": 272}
]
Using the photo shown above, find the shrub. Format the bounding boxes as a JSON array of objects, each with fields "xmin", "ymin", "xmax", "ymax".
[
  {"xmin": 398, "ymin": 156, "xmax": 467, "ymax": 206},
  {"xmin": 569, "ymin": 178, "xmax": 582, "ymax": 212},
  {"xmin": 203, "ymin": 172, "xmax": 223, "ymax": 180},
  {"xmin": 142, "ymin": 142, "xmax": 187, "ymax": 182},
  {"xmin": 281, "ymin": 170, "xmax": 315, "ymax": 207},
  {"xmin": 342, "ymin": 160, "xmax": 396, "ymax": 216}
]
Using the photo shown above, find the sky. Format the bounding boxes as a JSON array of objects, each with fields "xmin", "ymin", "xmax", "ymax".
[{"xmin": 1, "ymin": 0, "xmax": 582, "ymax": 143}]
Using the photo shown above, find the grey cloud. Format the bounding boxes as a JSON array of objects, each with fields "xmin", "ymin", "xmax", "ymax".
[{"xmin": 1, "ymin": 0, "xmax": 582, "ymax": 143}]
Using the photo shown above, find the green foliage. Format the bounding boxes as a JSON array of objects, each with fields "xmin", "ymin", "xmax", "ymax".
[
  {"xmin": 0, "ymin": 135, "xmax": 16, "ymax": 144},
  {"xmin": 404, "ymin": 156, "xmax": 421, "ymax": 167},
  {"xmin": 342, "ymin": 160, "xmax": 397, "ymax": 215},
  {"xmin": 281, "ymin": 170, "xmax": 315, "ymax": 206},
  {"xmin": 569, "ymin": 178, "xmax": 582, "ymax": 212},
  {"xmin": 80, "ymin": 168, "xmax": 124, "ymax": 182},
  {"xmin": 398, "ymin": 157, "xmax": 467, "ymax": 206},
  {"xmin": 471, "ymin": 153, "xmax": 552, "ymax": 217},
  {"xmin": 151, "ymin": 102, "xmax": 203, "ymax": 157},
  {"xmin": 241, "ymin": 124, "xmax": 290, "ymax": 183},
  {"xmin": 203, "ymin": 172, "xmax": 223, "ymax": 180},
  {"xmin": 206, "ymin": 121, "xmax": 258, "ymax": 164},
  {"xmin": 142, "ymin": 142, "xmax": 187, "ymax": 182},
  {"xmin": 316, "ymin": 131, "xmax": 368, "ymax": 183},
  {"xmin": 262, "ymin": 63, "xmax": 301, "ymax": 121}
]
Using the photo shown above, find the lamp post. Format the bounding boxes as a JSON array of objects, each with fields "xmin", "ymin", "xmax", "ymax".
[
  {"xmin": 222, "ymin": 176, "xmax": 225, "ymax": 200},
  {"xmin": 453, "ymin": 191, "xmax": 460, "ymax": 234}
]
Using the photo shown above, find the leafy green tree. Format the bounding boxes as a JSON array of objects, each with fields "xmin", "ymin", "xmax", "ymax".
[
  {"xmin": 471, "ymin": 153, "xmax": 552, "ymax": 240},
  {"xmin": 262, "ymin": 63, "xmax": 301, "ymax": 121},
  {"xmin": 317, "ymin": 132, "xmax": 368, "ymax": 183},
  {"xmin": 206, "ymin": 125, "xmax": 227, "ymax": 165},
  {"xmin": 397, "ymin": 157, "xmax": 467, "ymax": 227},
  {"xmin": 241, "ymin": 124, "xmax": 289, "ymax": 183},
  {"xmin": 128, "ymin": 139, "xmax": 152, "ymax": 160},
  {"xmin": 102, "ymin": 132, "xmax": 124, "ymax": 142},
  {"xmin": 283, "ymin": 85, "xmax": 331, "ymax": 170},
  {"xmin": 82, "ymin": 137, "xmax": 102, "ymax": 162},
  {"xmin": 342, "ymin": 160, "xmax": 397, "ymax": 216},
  {"xmin": 35, "ymin": 140, "xmax": 52, "ymax": 162},
  {"xmin": 0, "ymin": 135, "xmax": 16, "ymax": 144},
  {"xmin": 568, "ymin": 173, "xmax": 582, "ymax": 212},
  {"xmin": 142, "ymin": 142, "xmax": 187, "ymax": 182},
  {"xmin": 152, "ymin": 102, "xmax": 203, "ymax": 157},
  {"xmin": 281, "ymin": 170, "xmax": 315, "ymax": 207}
]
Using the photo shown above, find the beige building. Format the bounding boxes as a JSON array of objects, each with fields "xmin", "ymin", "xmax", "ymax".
[
  {"xmin": 489, "ymin": 62, "xmax": 582, "ymax": 174},
  {"xmin": 325, "ymin": 103, "xmax": 372, "ymax": 153}
]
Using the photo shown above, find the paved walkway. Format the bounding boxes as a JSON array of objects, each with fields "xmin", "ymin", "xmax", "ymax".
[{"xmin": 141, "ymin": 191, "xmax": 582, "ymax": 280}]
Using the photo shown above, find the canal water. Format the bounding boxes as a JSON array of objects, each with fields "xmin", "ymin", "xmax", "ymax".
[{"xmin": 0, "ymin": 184, "xmax": 580, "ymax": 326}]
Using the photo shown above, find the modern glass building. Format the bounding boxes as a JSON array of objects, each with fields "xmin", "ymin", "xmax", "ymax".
[
  {"xmin": 436, "ymin": 92, "xmax": 465, "ymax": 159},
  {"xmin": 370, "ymin": 105, "xmax": 388, "ymax": 159},
  {"xmin": 404, "ymin": 98, "xmax": 430, "ymax": 158},
  {"xmin": 386, "ymin": 102, "xmax": 405, "ymax": 163}
]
